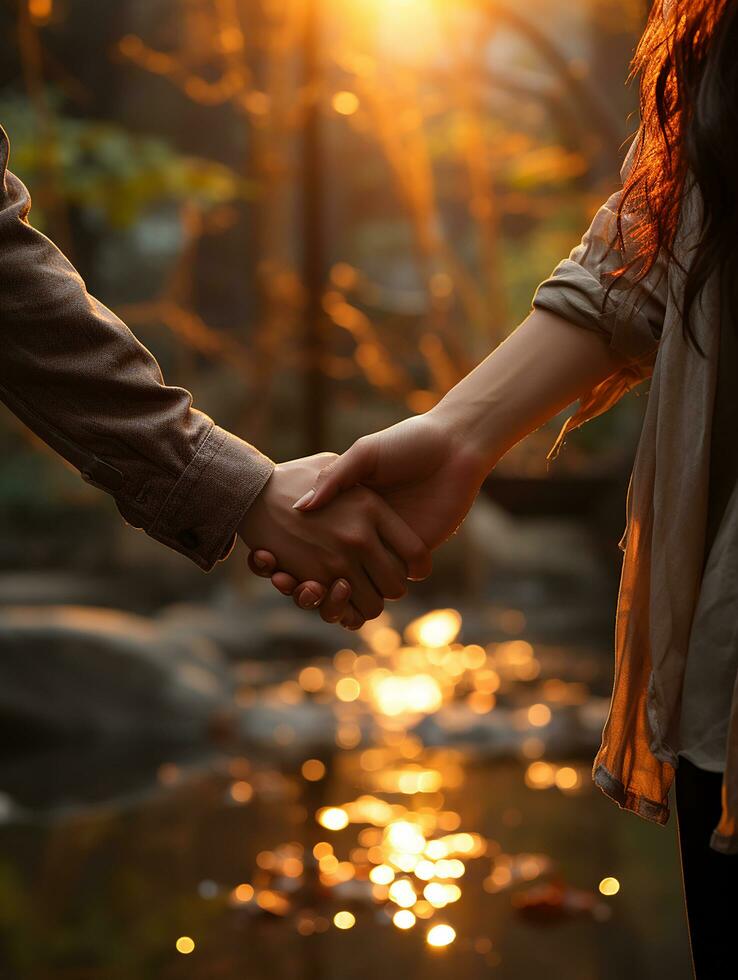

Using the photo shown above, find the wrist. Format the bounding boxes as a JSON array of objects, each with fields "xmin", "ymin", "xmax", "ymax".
[
  {"xmin": 237, "ymin": 468, "xmax": 275, "ymax": 549},
  {"xmin": 428, "ymin": 397, "xmax": 505, "ymax": 480}
]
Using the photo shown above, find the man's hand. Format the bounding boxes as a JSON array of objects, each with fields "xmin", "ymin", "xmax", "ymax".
[
  {"xmin": 250, "ymin": 413, "xmax": 489, "ymax": 624},
  {"xmin": 239, "ymin": 453, "xmax": 432, "ymax": 628}
]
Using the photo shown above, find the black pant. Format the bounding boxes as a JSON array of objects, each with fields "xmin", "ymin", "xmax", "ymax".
[{"xmin": 675, "ymin": 757, "xmax": 738, "ymax": 978}]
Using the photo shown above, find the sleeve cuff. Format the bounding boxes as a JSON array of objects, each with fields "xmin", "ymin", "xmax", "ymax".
[
  {"xmin": 532, "ymin": 258, "xmax": 659, "ymax": 362},
  {"xmin": 144, "ymin": 425, "xmax": 275, "ymax": 571}
]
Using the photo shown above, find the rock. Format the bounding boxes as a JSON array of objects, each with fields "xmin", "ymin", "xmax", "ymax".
[
  {"xmin": 237, "ymin": 699, "xmax": 344, "ymax": 757},
  {"xmin": 0, "ymin": 572, "xmax": 127, "ymax": 609},
  {"xmin": 0, "ymin": 740, "xmax": 214, "ymax": 816},
  {"xmin": 462, "ymin": 497, "xmax": 604, "ymax": 578},
  {"xmin": 157, "ymin": 596, "xmax": 345, "ymax": 661},
  {"xmin": 0, "ymin": 606, "xmax": 234, "ymax": 741},
  {"xmin": 414, "ymin": 697, "xmax": 609, "ymax": 759}
]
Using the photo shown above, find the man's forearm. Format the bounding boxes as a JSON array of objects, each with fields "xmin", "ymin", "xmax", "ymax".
[{"xmin": 0, "ymin": 126, "xmax": 273, "ymax": 569}]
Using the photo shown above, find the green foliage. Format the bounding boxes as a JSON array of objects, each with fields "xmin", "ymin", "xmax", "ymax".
[{"xmin": 0, "ymin": 96, "xmax": 257, "ymax": 228}]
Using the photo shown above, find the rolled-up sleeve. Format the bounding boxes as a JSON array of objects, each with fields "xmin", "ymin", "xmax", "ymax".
[
  {"xmin": 0, "ymin": 126, "xmax": 274, "ymax": 570},
  {"xmin": 531, "ymin": 135, "xmax": 669, "ymax": 457}
]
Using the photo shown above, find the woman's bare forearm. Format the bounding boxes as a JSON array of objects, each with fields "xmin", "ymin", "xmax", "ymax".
[{"xmin": 430, "ymin": 308, "xmax": 629, "ymax": 471}]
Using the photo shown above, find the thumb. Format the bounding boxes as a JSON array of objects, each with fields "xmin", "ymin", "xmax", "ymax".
[{"xmin": 293, "ymin": 437, "xmax": 377, "ymax": 511}]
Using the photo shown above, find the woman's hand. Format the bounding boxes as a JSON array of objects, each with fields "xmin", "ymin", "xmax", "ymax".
[
  {"xmin": 294, "ymin": 413, "xmax": 488, "ymax": 548},
  {"xmin": 239, "ymin": 453, "xmax": 432, "ymax": 628}
]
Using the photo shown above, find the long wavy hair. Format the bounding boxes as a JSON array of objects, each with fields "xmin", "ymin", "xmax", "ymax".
[{"xmin": 616, "ymin": 0, "xmax": 738, "ymax": 352}]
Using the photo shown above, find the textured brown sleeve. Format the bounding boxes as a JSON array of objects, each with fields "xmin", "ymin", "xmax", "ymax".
[{"xmin": 0, "ymin": 126, "xmax": 273, "ymax": 570}]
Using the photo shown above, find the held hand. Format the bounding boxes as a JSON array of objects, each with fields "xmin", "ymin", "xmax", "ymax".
[
  {"xmin": 248, "ymin": 548, "xmax": 361, "ymax": 624},
  {"xmin": 256, "ymin": 413, "xmax": 490, "ymax": 622},
  {"xmin": 239, "ymin": 453, "xmax": 432, "ymax": 628}
]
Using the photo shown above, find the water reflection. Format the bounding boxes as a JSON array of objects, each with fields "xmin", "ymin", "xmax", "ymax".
[
  {"xmin": 0, "ymin": 603, "xmax": 691, "ymax": 979},
  {"xmin": 220, "ymin": 609, "xmax": 629, "ymax": 961}
]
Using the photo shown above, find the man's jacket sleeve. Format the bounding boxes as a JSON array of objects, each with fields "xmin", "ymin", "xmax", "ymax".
[{"xmin": 0, "ymin": 127, "xmax": 274, "ymax": 570}]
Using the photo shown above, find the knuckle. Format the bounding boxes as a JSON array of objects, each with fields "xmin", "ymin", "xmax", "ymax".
[{"xmin": 339, "ymin": 526, "xmax": 368, "ymax": 551}]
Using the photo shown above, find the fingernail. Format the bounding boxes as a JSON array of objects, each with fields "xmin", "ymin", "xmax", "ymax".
[
  {"xmin": 293, "ymin": 489, "xmax": 316, "ymax": 510},
  {"xmin": 299, "ymin": 589, "xmax": 320, "ymax": 609},
  {"xmin": 333, "ymin": 579, "xmax": 350, "ymax": 600},
  {"xmin": 253, "ymin": 557, "xmax": 266, "ymax": 570}
]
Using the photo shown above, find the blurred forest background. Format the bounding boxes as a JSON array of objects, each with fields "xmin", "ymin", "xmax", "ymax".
[
  {"xmin": 0, "ymin": 0, "xmax": 648, "ymax": 590},
  {"xmin": 0, "ymin": 3, "xmax": 694, "ymax": 980}
]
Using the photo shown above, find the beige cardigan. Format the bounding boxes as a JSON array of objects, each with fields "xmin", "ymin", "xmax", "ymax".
[{"xmin": 533, "ymin": 135, "xmax": 736, "ymax": 853}]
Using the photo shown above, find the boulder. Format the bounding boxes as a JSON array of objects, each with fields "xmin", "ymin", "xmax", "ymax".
[
  {"xmin": 157, "ymin": 593, "xmax": 346, "ymax": 662},
  {"xmin": 0, "ymin": 606, "xmax": 234, "ymax": 741}
]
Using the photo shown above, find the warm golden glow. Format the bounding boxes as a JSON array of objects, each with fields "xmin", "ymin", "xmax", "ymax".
[
  {"xmin": 554, "ymin": 766, "xmax": 580, "ymax": 790},
  {"xmin": 527, "ymin": 703, "xmax": 552, "ymax": 727},
  {"xmin": 344, "ymin": 0, "xmax": 444, "ymax": 64},
  {"xmin": 299, "ymin": 666, "xmax": 325, "ymax": 692},
  {"xmin": 176, "ymin": 936, "xmax": 195, "ymax": 955},
  {"xmin": 256, "ymin": 850, "xmax": 276, "ymax": 870},
  {"xmin": 333, "ymin": 91, "xmax": 360, "ymax": 115},
  {"xmin": 367, "ymin": 626, "xmax": 402, "ymax": 654},
  {"xmin": 369, "ymin": 673, "xmax": 443, "ymax": 716},
  {"xmin": 462, "ymin": 645, "xmax": 487, "ymax": 669},
  {"xmin": 423, "ymin": 882, "xmax": 448, "ymax": 908},
  {"xmin": 369, "ymin": 864, "xmax": 395, "ymax": 885},
  {"xmin": 473, "ymin": 669, "xmax": 500, "ymax": 694},
  {"xmin": 372, "ymin": 766, "xmax": 442, "ymax": 794},
  {"xmin": 336, "ymin": 677, "xmax": 361, "ymax": 701},
  {"xmin": 336, "ymin": 723, "xmax": 362, "ymax": 748},
  {"xmin": 424, "ymin": 839, "xmax": 447, "ymax": 860},
  {"xmin": 256, "ymin": 890, "xmax": 289, "ymax": 914},
  {"xmin": 317, "ymin": 807, "xmax": 350, "ymax": 831},
  {"xmin": 414, "ymin": 859, "xmax": 436, "ymax": 881},
  {"xmin": 301, "ymin": 759, "xmax": 326, "ymax": 781},
  {"xmin": 434, "ymin": 858, "xmax": 465, "ymax": 879},
  {"xmin": 334, "ymin": 649, "xmax": 357, "ymax": 673},
  {"xmin": 29, "ymin": 0, "xmax": 53, "ymax": 23},
  {"xmin": 230, "ymin": 780, "xmax": 253, "ymax": 803},
  {"xmin": 182, "ymin": 606, "xmax": 581, "ymax": 939},
  {"xmin": 525, "ymin": 761, "xmax": 556, "ymax": 789},
  {"xmin": 393, "ymin": 909, "xmax": 416, "ymax": 929},
  {"xmin": 385, "ymin": 820, "xmax": 426, "ymax": 854},
  {"xmin": 426, "ymin": 923, "xmax": 456, "ymax": 948},
  {"xmin": 467, "ymin": 691, "xmax": 495, "ymax": 714},
  {"xmin": 405, "ymin": 609, "xmax": 462, "ymax": 649},
  {"xmin": 231, "ymin": 883, "xmax": 254, "ymax": 903},
  {"xmin": 599, "ymin": 876, "xmax": 621, "ymax": 896},
  {"xmin": 283, "ymin": 858, "xmax": 304, "ymax": 878},
  {"xmin": 333, "ymin": 910, "xmax": 356, "ymax": 929},
  {"xmin": 388, "ymin": 878, "xmax": 417, "ymax": 908},
  {"xmin": 336, "ymin": 677, "xmax": 362, "ymax": 702},
  {"xmin": 319, "ymin": 854, "xmax": 339, "ymax": 875}
]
